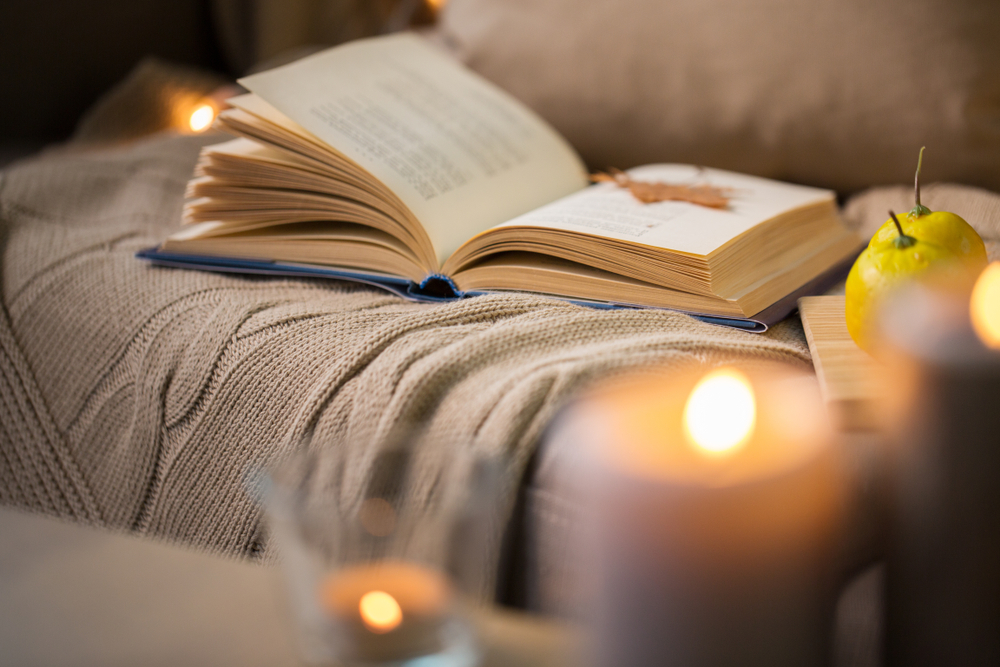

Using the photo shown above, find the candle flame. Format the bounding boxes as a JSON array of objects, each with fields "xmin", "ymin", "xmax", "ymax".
[
  {"xmin": 971, "ymin": 262, "xmax": 1000, "ymax": 349},
  {"xmin": 359, "ymin": 590, "xmax": 403, "ymax": 633},
  {"xmin": 683, "ymin": 368, "xmax": 756, "ymax": 456},
  {"xmin": 188, "ymin": 103, "xmax": 216, "ymax": 133}
]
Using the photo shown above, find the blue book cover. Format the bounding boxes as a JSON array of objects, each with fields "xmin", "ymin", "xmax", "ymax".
[{"xmin": 136, "ymin": 247, "xmax": 855, "ymax": 333}]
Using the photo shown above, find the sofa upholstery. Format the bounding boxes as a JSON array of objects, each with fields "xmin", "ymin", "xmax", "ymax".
[
  {"xmin": 3, "ymin": 5, "xmax": 1000, "ymax": 653},
  {"xmin": 4, "ymin": 124, "xmax": 998, "ymax": 600},
  {"xmin": 436, "ymin": 0, "xmax": 1000, "ymax": 193},
  {"xmin": 0, "ymin": 132, "xmax": 824, "ymax": 595}
]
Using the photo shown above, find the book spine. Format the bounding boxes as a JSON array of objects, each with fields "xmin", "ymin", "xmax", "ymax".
[{"xmin": 410, "ymin": 274, "xmax": 462, "ymax": 301}]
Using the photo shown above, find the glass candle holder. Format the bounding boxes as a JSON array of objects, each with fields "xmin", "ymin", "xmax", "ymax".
[{"xmin": 257, "ymin": 447, "xmax": 482, "ymax": 667}]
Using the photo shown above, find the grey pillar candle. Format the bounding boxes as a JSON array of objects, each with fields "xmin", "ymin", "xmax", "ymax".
[
  {"xmin": 552, "ymin": 364, "xmax": 844, "ymax": 667},
  {"xmin": 879, "ymin": 274, "xmax": 1000, "ymax": 667}
]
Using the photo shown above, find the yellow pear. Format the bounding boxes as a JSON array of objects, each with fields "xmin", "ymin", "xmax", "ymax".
[
  {"xmin": 869, "ymin": 148, "xmax": 987, "ymax": 272},
  {"xmin": 846, "ymin": 211, "xmax": 966, "ymax": 351}
]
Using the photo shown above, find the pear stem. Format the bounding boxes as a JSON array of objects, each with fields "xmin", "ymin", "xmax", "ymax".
[
  {"xmin": 890, "ymin": 210, "xmax": 905, "ymax": 236},
  {"xmin": 890, "ymin": 210, "xmax": 916, "ymax": 249},
  {"xmin": 911, "ymin": 146, "xmax": 931, "ymax": 217}
]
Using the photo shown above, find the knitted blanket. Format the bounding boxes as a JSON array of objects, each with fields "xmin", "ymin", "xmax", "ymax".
[{"xmin": 2, "ymin": 134, "xmax": 996, "ymax": 592}]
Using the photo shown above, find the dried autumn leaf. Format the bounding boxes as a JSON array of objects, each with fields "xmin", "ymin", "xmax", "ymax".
[{"xmin": 591, "ymin": 169, "xmax": 732, "ymax": 208}]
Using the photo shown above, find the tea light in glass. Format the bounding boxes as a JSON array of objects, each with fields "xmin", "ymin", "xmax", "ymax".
[
  {"xmin": 317, "ymin": 560, "xmax": 459, "ymax": 664},
  {"xmin": 260, "ymin": 449, "xmax": 479, "ymax": 667}
]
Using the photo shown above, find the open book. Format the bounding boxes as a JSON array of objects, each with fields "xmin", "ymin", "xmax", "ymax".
[{"xmin": 139, "ymin": 33, "xmax": 861, "ymax": 331}]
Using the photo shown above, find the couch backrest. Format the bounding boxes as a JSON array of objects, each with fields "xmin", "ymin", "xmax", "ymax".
[{"xmin": 434, "ymin": 0, "xmax": 1000, "ymax": 194}]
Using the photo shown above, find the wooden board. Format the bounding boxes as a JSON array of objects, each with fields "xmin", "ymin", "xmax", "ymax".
[{"xmin": 799, "ymin": 296, "xmax": 881, "ymax": 431}]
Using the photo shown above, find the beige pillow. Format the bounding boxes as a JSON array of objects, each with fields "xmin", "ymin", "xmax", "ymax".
[{"xmin": 434, "ymin": 0, "xmax": 1000, "ymax": 193}]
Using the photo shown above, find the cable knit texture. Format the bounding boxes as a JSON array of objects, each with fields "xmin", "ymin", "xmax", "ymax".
[{"xmin": 2, "ymin": 133, "xmax": 997, "ymax": 591}]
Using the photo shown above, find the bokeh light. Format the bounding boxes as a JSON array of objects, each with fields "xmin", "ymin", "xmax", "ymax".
[
  {"xmin": 188, "ymin": 103, "xmax": 216, "ymax": 133},
  {"xmin": 971, "ymin": 262, "xmax": 1000, "ymax": 349},
  {"xmin": 359, "ymin": 497, "xmax": 396, "ymax": 537}
]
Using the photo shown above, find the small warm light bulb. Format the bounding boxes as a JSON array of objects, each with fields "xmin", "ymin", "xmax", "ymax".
[
  {"xmin": 359, "ymin": 591, "xmax": 403, "ymax": 633},
  {"xmin": 683, "ymin": 368, "xmax": 756, "ymax": 456},
  {"xmin": 971, "ymin": 262, "xmax": 1000, "ymax": 349},
  {"xmin": 188, "ymin": 103, "xmax": 216, "ymax": 133},
  {"xmin": 426, "ymin": 0, "xmax": 448, "ymax": 11}
]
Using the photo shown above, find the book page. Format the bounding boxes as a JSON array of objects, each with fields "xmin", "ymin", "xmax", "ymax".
[
  {"xmin": 239, "ymin": 33, "xmax": 588, "ymax": 265},
  {"xmin": 493, "ymin": 165, "xmax": 836, "ymax": 257}
]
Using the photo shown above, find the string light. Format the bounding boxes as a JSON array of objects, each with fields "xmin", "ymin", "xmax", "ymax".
[{"xmin": 188, "ymin": 103, "xmax": 216, "ymax": 133}]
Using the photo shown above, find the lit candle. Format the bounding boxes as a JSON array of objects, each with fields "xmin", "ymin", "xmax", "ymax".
[
  {"xmin": 317, "ymin": 560, "xmax": 457, "ymax": 663},
  {"xmin": 552, "ymin": 364, "xmax": 843, "ymax": 666},
  {"xmin": 260, "ymin": 466, "xmax": 478, "ymax": 667},
  {"xmin": 877, "ymin": 271, "xmax": 1000, "ymax": 666}
]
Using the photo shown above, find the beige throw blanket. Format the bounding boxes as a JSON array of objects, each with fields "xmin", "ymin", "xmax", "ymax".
[{"xmin": 1, "ymin": 134, "xmax": 997, "ymax": 592}]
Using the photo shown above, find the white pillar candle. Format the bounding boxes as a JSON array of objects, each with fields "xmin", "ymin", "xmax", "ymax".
[{"xmin": 551, "ymin": 363, "xmax": 843, "ymax": 667}]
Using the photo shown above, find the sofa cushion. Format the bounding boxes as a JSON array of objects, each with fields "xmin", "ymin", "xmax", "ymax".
[{"xmin": 434, "ymin": 0, "xmax": 1000, "ymax": 194}]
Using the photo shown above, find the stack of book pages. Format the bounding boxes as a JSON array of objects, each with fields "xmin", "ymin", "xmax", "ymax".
[{"xmin": 141, "ymin": 34, "xmax": 862, "ymax": 331}]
